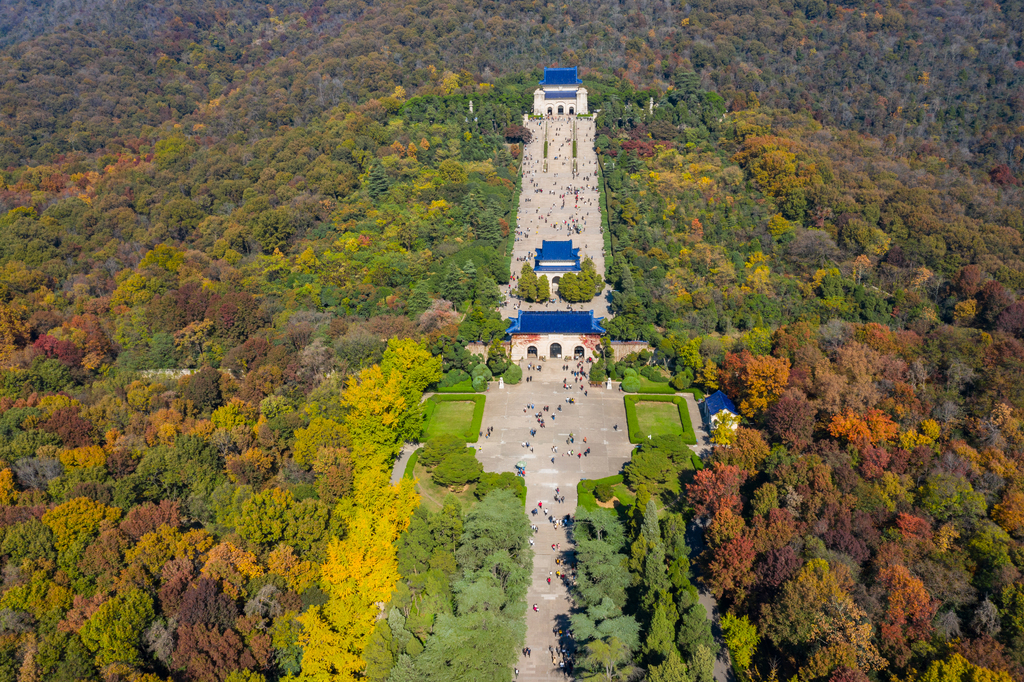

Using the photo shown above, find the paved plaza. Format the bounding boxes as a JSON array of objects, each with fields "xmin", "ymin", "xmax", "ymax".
[{"xmin": 501, "ymin": 116, "xmax": 612, "ymax": 320}]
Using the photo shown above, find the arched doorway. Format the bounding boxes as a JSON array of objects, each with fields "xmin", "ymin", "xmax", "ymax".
[
  {"xmin": 547, "ymin": 107, "xmax": 552, "ymax": 115},
  {"xmin": 569, "ymin": 106, "xmax": 575, "ymax": 115},
  {"xmin": 550, "ymin": 343, "xmax": 562, "ymax": 359},
  {"xmin": 574, "ymin": 346, "xmax": 585, "ymax": 359},
  {"xmin": 557, "ymin": 105, "xmax": 564, "ymax": 115},
  {"xmin": 552, "ymin": 276, "xmax": 561, "ymax": 285},
  {"xmin": 527, "ymin": 346, "xmax": 538, "ymax": 358}
]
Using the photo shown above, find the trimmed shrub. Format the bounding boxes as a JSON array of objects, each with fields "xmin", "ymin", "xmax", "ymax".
[
  {"xmin": 502, "ymin": 364, "xmax": 523, "ymax": 385},
  {"xmin": 621, "ymin": 375, "xmax": 641, "ymax": 393},
  {"xmin": 471, "ymin": 375, "xmax": 488, "ymax": 392},
  {"xmin": 623, "ymin": 367, "xmax": 638, "ymax": 378},
  {"xmin": 594, "ymin": 484, "xmax": 614, "ymax": 503}
]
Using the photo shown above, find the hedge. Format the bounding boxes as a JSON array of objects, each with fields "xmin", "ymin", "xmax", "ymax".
[
  {"xmin": 623, "ymin": 395, "xmax": 697, "ymax": 445},
  {"xmin": 436, "ymin": 378, "xmax": 484, "ymax": 393},
  {"xmin": 421, "ymin": 394, "xmax": 486, "ymax": 442},
  {"xmin": 597, "ymin": 156, "xmax": 613, "ymax": 275}
]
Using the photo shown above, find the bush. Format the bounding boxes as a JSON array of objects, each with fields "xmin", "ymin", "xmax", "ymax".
[
  {"xmin": 640, "ymin": 366, "xmax": 668, "ymax": 382},
  {"xmin": 621, "ymin": 375, "xmax": 641, "ymax": 393},
  {"xmin": 589, "ymin": 361, "xmax": 606, "ymax": 383},
  {"xmin": 470, "ymin": 364, "xmax": 493, "ymax": 382},
  {"xmin": 671, "ymin": 368, "xmax": 694, "ymax": 390},
  {"xmin": 594, "ymin": 484, "xmax": 614, "ymax": 502},
  {"xmin": 439, "ymin": 369, "xmax": 470, "ymax": 388},
  {"xmin": 623, "ymin": 367, "xmax": 638, "ymax": 378},
  {"xmin": 471, "ymin": 375, "xmax": 488, "ymax": 392},
  {"xmin": 502, "ymin": 364, "xmax": 523, "ymax": 385},
  {"xmin": 432, "ymin": 450, "xmax": 483, "ymax": 489}
]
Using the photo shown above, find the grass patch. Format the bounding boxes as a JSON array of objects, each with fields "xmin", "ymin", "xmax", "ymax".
[
  {"xmin": 624, "ymin": 395, "xmax": 696, "ymax": 445},
  {"xmin": 422, "ymin": 394, "xmax": 485, "ymax": 442},
  {"xmin": 403, "ymin": 451, "xmax": 418, "ymax": 479},
  {"xmin": 637, "ymin": 377, "xmax": 677, "ymax": 394},
  {"xmin": 637, "ymin": 403, "xmax": 683, "ymax": 437}
]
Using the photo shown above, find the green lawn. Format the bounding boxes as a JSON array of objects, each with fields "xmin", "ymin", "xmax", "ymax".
[
  {"xmin": 421, "ymin": 395, "xmax": 485, "ymax": 442},
  {"xmin": 635, "ymin": 402, "xmax": 685, "ymax": 438}
]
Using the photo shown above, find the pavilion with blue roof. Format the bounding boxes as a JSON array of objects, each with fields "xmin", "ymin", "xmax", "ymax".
[
  {"xmin": 506, "ymin": 311, "xmax": 605, "ymax": 360},
  {"xmin": 700, "ymin": 390, "xmax": 740, "ymax": 430},
  {"xmin": 533, "ymin": 67, "xmax": 588, "ymax": 116},
  {"xmin": 534, "ymin": 240, "xmax": 581, "ymax": 273}
]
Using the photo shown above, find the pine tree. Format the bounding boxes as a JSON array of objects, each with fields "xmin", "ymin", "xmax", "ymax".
[
  {"xmin": 407, "ymin": 281, "xmax": 432, "ymax": 317},
  {"xmin": 442, "ymin": 262, "xmax": 466, "ymax": 304},
  {"xmin": 476, "ymin": 209, "xmax": 502, "ymax": 245},
  {"xmin": 537, "ymin": 275, "xmax": 550, "ymax": 301},
  {"xmin": 367, "ymin": 164, "xmax": 390, "ymax": 199},
  {"xmin": 643, "ymin": 598, "xmax": 681, "ymax": 668}
]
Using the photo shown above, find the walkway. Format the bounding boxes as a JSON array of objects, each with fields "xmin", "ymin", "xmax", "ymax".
[
  {"xmin": 501, "ymin": 116, "xmax": 612, "ymax": 320},
  {"xmin": 475, "ymin": 370, "xmax": 631, "ymax": 681}
]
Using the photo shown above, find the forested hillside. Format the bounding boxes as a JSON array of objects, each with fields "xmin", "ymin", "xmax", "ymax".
[{"xmin": 0, "ymin": 0, "xmax": 1023, "ymax": 680}]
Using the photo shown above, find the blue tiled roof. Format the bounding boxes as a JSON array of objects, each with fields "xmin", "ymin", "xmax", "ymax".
[
  {"xmin": 702, "ymin": 391, "xmax": 738, "ymax": 418},
  {"xmin": 536, "ymin": 240, "xmax": 579, "ymax": 261},
  {"xmin": 534, "ymin": 265, "xmax": 581, "ymax": 272},
  {"xmin": 544, "ymin": 90, "xmax": 578, "ymax": 100},
  {"xmin": 540, "ymin": 67, "xmax": 582, "ymax": 85},
  {"xmin": 507, "ymin": 311, "xmax": 605, "ymax": 335}
]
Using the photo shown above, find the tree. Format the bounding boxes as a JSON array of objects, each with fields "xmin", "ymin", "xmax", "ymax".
[
  {"xmin": 297, "ymin": 480, "xmax": 420, "ymax": 679},
  {"xmin": 536, "ymin": 275, "xmax": 550, "ymax": 302},
  {"xmin": 237, "ymin": 487, "xmax": 294, "ymax": 547},
  {"xmin": 720, "ymin": 613, "xmax": 759, "ymax": 670},
  {"xmin": 647, "ymin": 650, "xmax": 693, "ymax": 682},
  {"xmin": 431, "ymin": 450, "xmax": 483, "ymax": 489},
  {"xmin": 624, "ymin": 446, "xmax": 673, "ymax": 491},
  {"xmin": 367, "ymin": 164, "xmax": 391, "ymax": 199},
  {"xmin": 517, "ymin": 263, "xmax": 538, "ymax": 302},
  {"xmin": 767, "ymin": 394, "xmax": 816, "ymax": 450},
  {"xmin": 723, "ymin": 352, "xmax": 791, "ymax": 418},
  {"xmin": 878, "ymin": 564, "xmax": 937, "ymax": 666},
  {"xmin": 80, "ymin": 588, "xmax": 155, "ymax": 667},
  {"xmin": 581, "ymin": 637, "xmax": 634, "ymax": 681},
  {"xmin": 181, "ymin": 366, "xmax": 223, "ymax": 413},
  {"xmin": 909, "ymin": 653, "xmax": 1012, "ymax": 682},
  {"xmin": 761, "ymin": 559, "xmax": 885, "ymax": 678},
  {"xmin": 685, "ymin": 463, "xmax": 747, "ymax": 520},
  {"xmin": 42, "ymin": 497, "xmax": 121, "ymax": 553}
]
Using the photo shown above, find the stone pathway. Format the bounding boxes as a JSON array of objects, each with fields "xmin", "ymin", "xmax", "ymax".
[{"xmin": 502, "ymin": 116, "xmax": 612, "ymax": 320}]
